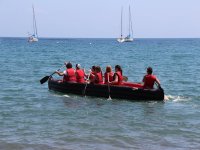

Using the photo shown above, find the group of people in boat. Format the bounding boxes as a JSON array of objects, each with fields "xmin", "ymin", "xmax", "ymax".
[{"xmin": 55, "ymin": 62, "xmax": 161, "ymax": 89}]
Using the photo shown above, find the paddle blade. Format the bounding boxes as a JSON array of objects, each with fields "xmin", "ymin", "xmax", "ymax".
[
  {"xmin": 107, "ymin": 96, "xmax": 112, "ymax": 100},
  {"xmin": 40, "ymin": 76, "xmax": 50, "ymax": 84}
]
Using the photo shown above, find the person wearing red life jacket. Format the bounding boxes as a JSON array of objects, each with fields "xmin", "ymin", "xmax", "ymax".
[
  {"xmin": 91, "ymin": 66, "xmax": 103, "ymax": 84},
  {"xmin": 55, "ymin": 62, "xmax": 76, "ymax": 82},
  {"xmin": 110, "ymin": 65, "xmax": 123, "ymax": 85},
  {"xmin": 87, "ymin": 65, "xmax": 96, "ymax": 82},
  {"xmin": 104, "ymin": 65, "xmax": 114, "ymax": 84},
  {"xmin": 75, "ymin": 64, "xmax": 85, "ymax": 83},
  {"xmin": 142, "ymin": 67, "xmax": 161, "ymax": 89}
]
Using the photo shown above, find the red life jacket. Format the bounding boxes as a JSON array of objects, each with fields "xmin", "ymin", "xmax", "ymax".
[
  {"xmin": 95, "ymin": 72, "xmax": 103, "ymax": 84},
  {"xmin": 114, "ymin": 71, "xmax": 123, "ymax": 85},
  {"xmin": 76, "ymin": 69, "xmax": 85, "ymax": 83},
  {"xmin": 143, "ymin": 74, "xmax": 156, "ymax": 89},
  {"xmin": 63, "ymin": 68, "xmax": 76, "ymax": 82},
  {"xmin": 104, "ymin": 72, "xmax": 114, "ymax": 84},
  {"xmin": 89, "ymin": 71, "xmax": 95, "ymax": 80}
]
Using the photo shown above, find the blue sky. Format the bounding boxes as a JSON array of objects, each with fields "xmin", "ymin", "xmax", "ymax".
[{"xmin": 0, "ymin": 0, "xmax": 200, "ymax": 38}]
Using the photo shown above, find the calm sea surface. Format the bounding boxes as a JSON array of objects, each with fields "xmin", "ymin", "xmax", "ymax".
[{"xmin": 0, "ymin": 38, "xmax": 200, "ymax": 150}]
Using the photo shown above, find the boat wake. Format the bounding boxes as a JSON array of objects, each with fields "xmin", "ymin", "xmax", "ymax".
[{"xmin": 165, "ymin": 95, "xmax": 191, "ymax": 102}]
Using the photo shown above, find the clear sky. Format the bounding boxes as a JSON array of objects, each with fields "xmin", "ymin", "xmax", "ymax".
[{"xmin": 0, "ymin": 0, "xmax": 200, "ymax": 38}]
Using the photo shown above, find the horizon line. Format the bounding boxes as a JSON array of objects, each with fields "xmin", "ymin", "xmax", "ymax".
[{"xmin": 0, "ymin": 36, "xmax": 200, "ymax": 39}]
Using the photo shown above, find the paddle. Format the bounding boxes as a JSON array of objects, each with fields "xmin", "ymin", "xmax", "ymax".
[
  {"xmin": 107, "ymin": 74, "xmax": 112, "ymax": 100},
  {"xmin": 155, "ymin": 82, "xmax": 163, "ymax": 91},
  {"xmin": 83, "ymin": 71, "xmax": 91, "ymax": 96},
  {"xmin": 40, "ymin": 65, "xmax": 65, "ymax": 84}
]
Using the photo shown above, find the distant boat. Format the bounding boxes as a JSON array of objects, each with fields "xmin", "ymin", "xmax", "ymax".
[
  {"xmin": 117, "ymin": 6, "xmax": 133, "ymax": 43},
  {"xmin": 28, "ymin": 5, "xmax": 38, "ymax": 42}
]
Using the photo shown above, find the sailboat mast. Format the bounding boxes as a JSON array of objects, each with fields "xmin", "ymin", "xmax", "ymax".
[
  {"xmin": 120, "ymin": 7, "xmax": 123, "ymax": 38},
  {"xmin": 129, "ymin": 5, "xmax": 131, "ymax": 36},
  {"xmin": 32, "ymin": 5, "xmax": 35, "ymax": 35},
  {"xmin": 129, "ymin": 6, "xmax": 133, "ymax": 37},
  {"xmin": 32, "ymin": 5, "xmax": 38, "ymax": 37}
]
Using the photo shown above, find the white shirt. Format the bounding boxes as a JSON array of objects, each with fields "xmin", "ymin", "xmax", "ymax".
[{"xmin": 63, "ymin": 70, "xmax": 67, "ymax": 76}]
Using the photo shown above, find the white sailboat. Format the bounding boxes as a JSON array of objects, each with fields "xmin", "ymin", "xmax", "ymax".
[
  {"xmin": 28, "ymin": 5, "xmax": 38, "ymax": 42},
  {"xmin": 117, "ymin": 6, "xmax": 134, "ymax": 43}
]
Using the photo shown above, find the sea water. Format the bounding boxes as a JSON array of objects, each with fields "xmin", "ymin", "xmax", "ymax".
[{"xmin": 0, "ymin": 38, "xmax": 200, "ymax": 149}]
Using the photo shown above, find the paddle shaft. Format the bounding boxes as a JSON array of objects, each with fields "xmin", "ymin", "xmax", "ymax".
[
  {"xmin": 40, "ymin": 65, "xmax": 65, "ymax": 84},
  {"xmin": 50, "ymin": 65, "xmax": 65, "ymax": 77},
  {"xmin": 107, "ymin": 74, "xmax": 111, "ymax": 99},
  {"xmin": 83, "ymin": 72, "xmax": 91, "ymax": 96}
]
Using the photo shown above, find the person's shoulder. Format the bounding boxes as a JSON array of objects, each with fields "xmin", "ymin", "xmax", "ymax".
[
  {"xmin": 152, "ymin": 74, "xmax": 157, "ymax": 78},
  {"xmin": 63, "ymin": 70, "xmax": 67, "ymax": 74}
]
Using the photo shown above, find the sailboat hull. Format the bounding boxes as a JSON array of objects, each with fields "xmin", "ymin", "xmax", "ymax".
[
  {"xmin": 117, "ymin": 38, "xmax": 125, "ymax": 43},
  {"xmin": 124, "ymin": 38, "xmax": 134, "ymax": 42},
  {"xmin": 117, "ymin": 38, "xmax": 133, "ymax": 43},
  {"xmin": 28, "ymin": 37, "xmax": 38, "ymax": 42}
]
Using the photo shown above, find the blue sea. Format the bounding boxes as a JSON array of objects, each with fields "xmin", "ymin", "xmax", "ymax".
[{"xmin": 0, "ymin": 38, "xmax": 200, "ymax": 150}]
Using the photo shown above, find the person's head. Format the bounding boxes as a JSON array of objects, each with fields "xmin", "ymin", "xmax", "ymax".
[
  {"xmin": 115, "ymin": 65, "xmax": 122, "ymax": 73},
  {"xmin": 95, "ymin": 66, "xmax": 102, "ymax": 73},
  {"xmin": 91, "ymin": 66, "xmax": 96, "ymax": 72},
  {"xmin": 66, "ymin": 62, "xmax": 72, "ymax": 69},
  {"xmin": 147, "ymin": 67, "xmax": 153, "ymax": 74},
  {"xmin": 106, "ymin": 65, "xmax": 112, "ymax": 73},
  {"xmin": 76, "ymin": 64, "xmax": 81, "ymax": 69}
]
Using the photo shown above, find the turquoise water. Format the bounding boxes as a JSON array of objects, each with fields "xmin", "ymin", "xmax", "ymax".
[{"xmin": 0, "ymin": 38, "xmax": 200, "ymax": 149}]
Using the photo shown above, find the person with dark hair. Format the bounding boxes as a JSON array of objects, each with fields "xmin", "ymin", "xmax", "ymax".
[
  {"xmin": 110, "ymin": 65, "xmax": 123, "ymax": 85},
  {"xmin": 55, "ymin": 62, "xmax": 76, "ymax": 82},
  {"xmin": 104, "ymin": 65, "xmax": 114, "ymax": 84},
  {"xmin": 91, "ymin": 66, "xmax": 103, "ymax": 84},
  {"xmin": 142, "ymin": 67, "xmax": 160, "ymax": 89},
  {"xmin": 87, "ymin": 65, "xmax": 96, "ymax": 82},
  {"xmin": 75, "ymin": 64, "xmax": 85, "ymax": 83}
]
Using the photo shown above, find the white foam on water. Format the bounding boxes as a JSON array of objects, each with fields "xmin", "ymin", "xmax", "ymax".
[
  {"xmin": 63, "ymin": 94, "xmax": 70, "ymax": 98},
  {"xmin": 165, "ymin": 95, "xmax": 191, "ymax": 102}
]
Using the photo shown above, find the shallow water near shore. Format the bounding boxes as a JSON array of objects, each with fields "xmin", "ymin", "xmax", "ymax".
[{"xmin": 0, "ymin": 38, "xmax": 200, "ymax": 149}]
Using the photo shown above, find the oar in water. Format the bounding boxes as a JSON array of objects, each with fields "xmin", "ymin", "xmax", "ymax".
[
  {"xmin": 40, "ymin": 65, "xmax": 65, "ymax": 84},
  {"xmin": 107, "ymin": 74, "xmax": 112, "ymax": 100},
  {"xmin": 83, "ymin": 71, "xmax": 91, "ymax": 96}
]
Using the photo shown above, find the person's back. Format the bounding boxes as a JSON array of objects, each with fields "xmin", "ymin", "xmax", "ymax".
[
  {"xmin": 143, "ymin": 74, "xmax": 156, "ymax": 89},
  {"xmin": 55, "ymin": 62, "xmax": 76, "ymax": 82},
  {"xmin": 143, "ymin": 67, "xmax": 160, "ymax": 89},
  {"xmin": 94, "ymin": 66, "xmax": 103, "ymax": 84},
  {"xmin": 104, "ymin": 65, "xmax": 114, "ymax": 84},
  {"xmin": 63, "ymin": 63, "xmax": 76, "ymax": 82},
  {"xmin": 75, "ymin": 64, "xmax": 85, "ymax": 83}
]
